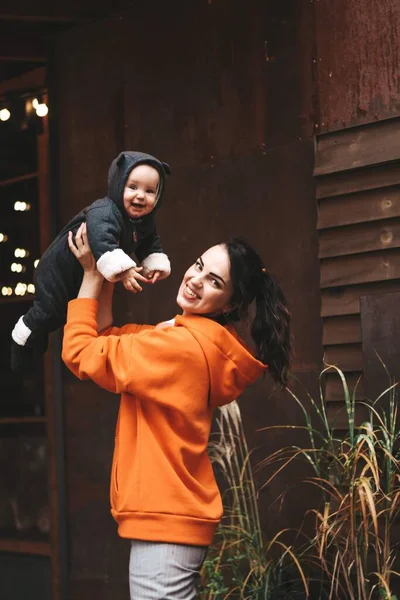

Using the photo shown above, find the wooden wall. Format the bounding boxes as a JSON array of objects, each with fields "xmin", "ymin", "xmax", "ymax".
[
  {"xmin": 315, "ymin": 0, "xmax": 400, "ymax": 132},
  {"xmin": 313, "ymin": 0, "xmax": 400, "ymax": 421},
  {"xmin": 314, "ymin": 118, "xmax": 400, "ymax": 426},
  {"xmin": 49, "ymin": 0, "xmax": 322, "ymax": 597}
]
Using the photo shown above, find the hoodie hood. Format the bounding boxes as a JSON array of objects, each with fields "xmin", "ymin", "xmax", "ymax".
[
  {"xmin": 107, "ymin": 151, "xmax": 171, "ymax": 217},
  {"xmin": 175, "ymin": 314, "xmax": 267, "ymax": 407}
]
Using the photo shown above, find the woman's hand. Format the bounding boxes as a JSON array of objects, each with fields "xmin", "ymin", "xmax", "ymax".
[
  {"xmin": 68, "ymin": 223, "xmax": 98, "ymax": 274},
  {"xmin": 69, "ymin": 223, "xmax": 104, "ymax": 299}
]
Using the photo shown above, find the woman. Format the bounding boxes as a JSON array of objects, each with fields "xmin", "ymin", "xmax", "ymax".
[{"xmin": 62, "ymin": 224, "xmax": 291, "ymax": 599}]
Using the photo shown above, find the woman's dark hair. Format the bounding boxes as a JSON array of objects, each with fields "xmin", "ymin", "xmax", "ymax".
[{"xmin": 223, "ymin": 238, "xmax": 292, "ymax": 386}]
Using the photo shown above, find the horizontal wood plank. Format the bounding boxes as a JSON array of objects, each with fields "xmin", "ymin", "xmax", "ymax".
[
  {"xmin": 324, "ymin": 371, "xmax": 364, "ymax": 402},
  {"xmin": 324, "ymin": 344, "xmax": 362, "ymax": 372},
  {"xmin": 0, "ymin": 172, "xmax": 38, "ymax": 187},
  {"xmin": 315, "ymin": 117, "xmax": 400, "ymax": 176},
  {"xmin": 316, "ymin": 161, "xmax": 400, "ymax": 200},
  {"xmin": 0, "ymin": 417, "xmax": 46, "ymax": 424},
  {"xmin": 0, "ymin": 539, "xmax": 51, "ymax": 556},
  {"xmin": 321, "ymin": 280, "xmax": 400, "ymax": 316},
  {"xmin": 318, "ymin": 185, "xmax": 400, "ymax": 229},
  {"xmin": 323, "ymin": 315, "xmax": 361, "ymax": 345},
  {"xmin": 319, "ymin": 218, "xmax": 400, "ymax": 258},
  {"xmin": 326, "ymin": 403, "xmax": 370, "ymax": 430},
  {"xmin": 320, "ymin": 249, "xmax": 400, "ymax": 288}
]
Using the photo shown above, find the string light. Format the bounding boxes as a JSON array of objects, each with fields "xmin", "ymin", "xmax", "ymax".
[
  {"xmin": 14, "ymin": 248, "xmax": 29, "ymax": 258},
  {"xmin": 15, "ymin": 283, "xmax": 28, "ymax": 296},
  {"xmin": 32, "ymin": 98, "xmax": 39, "ymax": 110},
  {"xmin": 0, "ymin": 108, "xmax": 10, "ymax": 122},
  {"xmin": 11, "ymin": 262, "xmax": 26, "ymax": 273},
  {"xmin": 34, "ymin": 259, "xmax": 39, "ymax": 268},
  {"xmin": 14, "ymin": 201, "xmax": 31, "ymax": 211},
  {"xmin": 0, "ymin": 233, "xmax": 8, "ymax": 242},
  {"xmin": 0, "ymin": 283, "xmax": 35, "ymax": 296},
  {"xmin": 36, "ymin": 103, "xmax": 48, "ymax": 118}
]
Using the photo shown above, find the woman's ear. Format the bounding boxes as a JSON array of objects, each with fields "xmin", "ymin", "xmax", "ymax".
[{"xmin": 223, "ymin": 303, "xmax": 239, "ymax": 318}]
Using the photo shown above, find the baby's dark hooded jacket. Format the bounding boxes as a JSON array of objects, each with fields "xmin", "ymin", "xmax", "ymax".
[{"xmin": 10, "ymin": 151, "xmax": 171, "ymax": 372}]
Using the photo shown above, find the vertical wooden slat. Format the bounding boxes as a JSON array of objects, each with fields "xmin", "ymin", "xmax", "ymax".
[{"xmin": 37, "ymin": 109, "xmax": 62, "ymax": 600}]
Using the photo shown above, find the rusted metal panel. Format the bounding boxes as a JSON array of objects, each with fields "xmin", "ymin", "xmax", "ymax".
[
  {"xmin": 263, "ymin": 0, "xmax": 317, "ymax": 145},
  {"xmin": 122, "ymin": 0, "xmax": 270, "ymax": 167},
  {"xmin": 315, "ymin": 0, "xmax": 400, "ymax": 133}
]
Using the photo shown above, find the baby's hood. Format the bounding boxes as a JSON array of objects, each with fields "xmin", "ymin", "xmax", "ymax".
[
  {"xmin": 107, "ymin": 151, "xmax": 171, "ymax": 215},
  {"xmin": 175, "ymin": 315, "xmax": 267, "ymax": 407}
]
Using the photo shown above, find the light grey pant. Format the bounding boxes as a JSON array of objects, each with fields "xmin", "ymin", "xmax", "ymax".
[{"xmin": 129, "ymin": 540, "xmax": 208, "ymax": 599}]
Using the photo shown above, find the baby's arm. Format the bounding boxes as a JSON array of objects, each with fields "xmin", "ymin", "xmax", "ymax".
[
  {"xmin": 135, "ymin": 229, "xmax": 171, "ymax": 283},
  {"xmin": 86, "ymin": 202, "xmax": 137, "ymax": 282},
  {"xmin": 118, "ymin": 266, "xmax": 148, "ymax": 293}
]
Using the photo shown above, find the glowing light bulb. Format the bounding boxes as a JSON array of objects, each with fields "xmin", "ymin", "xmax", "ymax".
[
  {"xmin": 11, "ymin": 263, "xmax": 24, "ymax": 273},
  {"xmin": 15, "ymin": 282, "xmax": 27, "ymax": 296},
  {"xmin": 36, "ymin": 103, "xmax": 48, "ymax": 117},
  {"xmin": 14, "ymin": 248, "xmax": 29, "ymax": 258},
  {"xmin": 32, "ymin": 98, "xmax": 39, "ymax": 109},
  {"xmin": 0, "ymin": 233, "xmax": 8, "ymax": 242},
  {"xmin": 14, "ymin": 201, "xmax": 30, "ymax": 211},
  {"xmin": 34, "ymin": 259, "xmax": 39, "ymax": 268},
  {"xmin": 0, "ymin": 108, "xmax": 10, "ymax": 121},
  {"xmin": 27, "ymin": 284, "xmax": 35, "ymax": 294},
  {"xmin": 1, "ymin": 287, "xmax": 8, "ymax": 296}
]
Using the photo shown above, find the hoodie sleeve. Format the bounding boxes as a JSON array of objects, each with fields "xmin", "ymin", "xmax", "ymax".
[
  {"xmin": 62, "ymin": 299, "xmax": 206, "ymax": 400},
  {"xmin": 86, "ymin": 201, "xmax": 136, "ymax": 281},
  {"xmin": 100, "ymin": 323, "xmax": 155, "ymax": 336},
  {"xmin": 135, "ymin": 229, "xmax": 171, "ymax": 279}
]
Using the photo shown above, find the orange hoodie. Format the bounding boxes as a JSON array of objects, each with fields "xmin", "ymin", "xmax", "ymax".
[{"xmin": 62, "ymin": 298, "xmax": 266, "ymax": 546}]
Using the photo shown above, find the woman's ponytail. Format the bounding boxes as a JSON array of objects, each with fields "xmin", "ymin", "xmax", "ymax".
[
  {"xmin": 252, "ymin": 271, "xmax": 292, "ymax": 386},
  {"xmin": 224, "ymin": 238, "xmax": 292, "ymax": 387}
]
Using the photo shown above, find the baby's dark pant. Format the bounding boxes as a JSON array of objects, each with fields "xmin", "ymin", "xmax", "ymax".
[{"xmin": 13, "ymin": 243, "xmax": 83, "ymax": 349}]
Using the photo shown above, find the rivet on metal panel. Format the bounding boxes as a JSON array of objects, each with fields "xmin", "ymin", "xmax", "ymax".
[{"xmin": 382, "ymin": 199, "xmax": 392, "ymax": 209}]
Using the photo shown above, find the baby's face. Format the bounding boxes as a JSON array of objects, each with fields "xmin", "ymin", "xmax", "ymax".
[{"xmin": 123, "ymin": 165, "xmax": 160, "ymax": 219}]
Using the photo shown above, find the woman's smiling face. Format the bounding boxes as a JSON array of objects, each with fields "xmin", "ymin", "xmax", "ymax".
[{"xmin": 176, "ymin": 245, "xmax": 233, "ymax": 316}]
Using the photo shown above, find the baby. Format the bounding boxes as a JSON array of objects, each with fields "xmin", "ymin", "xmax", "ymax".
[{"xmin": 11, "ymin": 150, "xmax": 171, "ymax": 372}]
